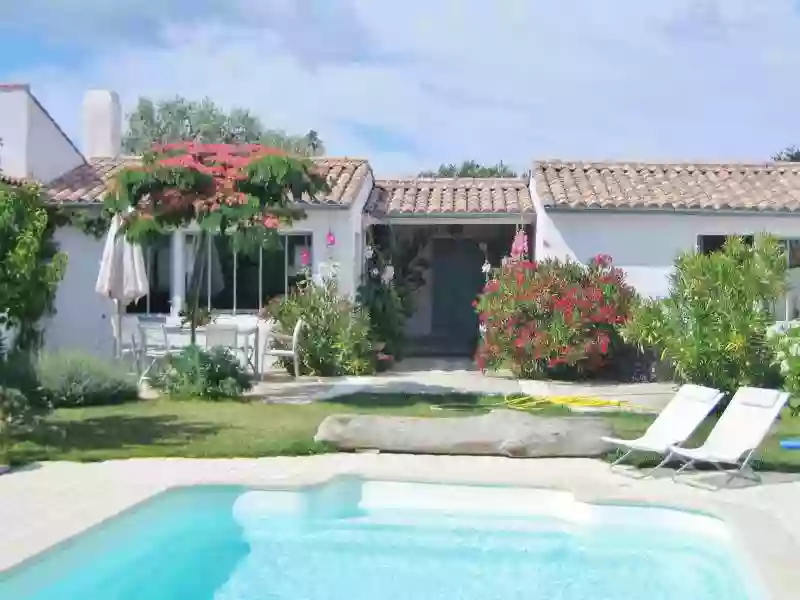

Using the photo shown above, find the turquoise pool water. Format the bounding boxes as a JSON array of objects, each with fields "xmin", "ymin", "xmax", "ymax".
[{"xmin": 0, "ymin": 482, "xmax": 759, "ymax": 600}]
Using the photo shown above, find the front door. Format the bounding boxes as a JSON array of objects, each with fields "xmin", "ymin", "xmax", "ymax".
[{"xmin": 431, "ymin": 238, "xmax": 486, "ymax": 355}]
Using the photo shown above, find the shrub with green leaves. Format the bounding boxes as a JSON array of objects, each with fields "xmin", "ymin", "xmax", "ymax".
[
  {"xmin": 266, "ymin": 275, "xmax": 375, "ymax": 376},
  {"xmin": 37, "ymin": 351, "xmax": 139, "ymax": 408},
  {"xmin": 156, "ymin": 345, "xmax": 252, "ymax": 399},
  {"xmin": 0, "ymin": 337, "xmax": 51, "ymax": 461},
  {"xmin": 357, "ymin": 274, "xmax": 406, "ymax": 360},
  {"xmin": 771, "ymin": 325, "xmax": 800, "ymax": 416},
  {"xmin": 623, "ymin": 235, "xmax": 787, "ymax": 395}
]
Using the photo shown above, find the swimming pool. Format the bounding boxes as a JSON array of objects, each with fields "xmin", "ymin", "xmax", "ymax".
[{"xmin": 0, "ymin": 479, "xmax": 762, "ymax": 600}]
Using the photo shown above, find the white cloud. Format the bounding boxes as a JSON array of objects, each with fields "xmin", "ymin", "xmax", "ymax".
[{"xmin": 6, "ymin": 0, "xmax": 800, "ymax": 175}]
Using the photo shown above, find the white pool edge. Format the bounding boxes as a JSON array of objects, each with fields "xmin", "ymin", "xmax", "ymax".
[{"xmin": 0, "ymin": 455, "xmax": 795, "ymax": 600}]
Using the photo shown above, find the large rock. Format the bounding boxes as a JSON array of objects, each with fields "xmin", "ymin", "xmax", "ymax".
[{"xmin": 314, "ymin": 409, "xmax": 613, "ymax": 458}]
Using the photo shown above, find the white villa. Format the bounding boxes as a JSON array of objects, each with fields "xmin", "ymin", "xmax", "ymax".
[{"xmin": 3, "ymin": 84, "xmax": 800, "ymax": 359}]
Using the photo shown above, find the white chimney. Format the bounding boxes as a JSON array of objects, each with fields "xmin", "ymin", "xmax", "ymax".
[{"xmin": 83, "ymin": 89, "xmax": 121, "ymax": 159}]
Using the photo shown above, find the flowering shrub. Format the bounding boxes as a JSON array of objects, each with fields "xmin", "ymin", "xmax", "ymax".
[
  {"xmin": 475, "ymin": 253, "xmax": 636, "ymax": 379},
  {"xmin": 265, "ymin": 275, "xmax": 375, "ymax": 377},
  {"xmin": 108, "ymin": 142, "xmax": 328, "ymax": 345}
]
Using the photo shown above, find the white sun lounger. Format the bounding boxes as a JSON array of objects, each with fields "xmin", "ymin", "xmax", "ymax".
[
  {"xmin": 668, "ymin": 386, "xmax": 790, "ymax": 485},
  {"xmin": 602, "ymin": 384, "xmax": 724, "ymax": 476}
]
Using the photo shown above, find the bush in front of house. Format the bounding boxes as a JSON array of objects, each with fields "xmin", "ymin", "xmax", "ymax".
[
  {"xmin": 155, "ymin": 345, "xmax": 253, "ymax": 399},
  {"xmin": 622, "ymin": 235, "xmax": 787, "ymax": 395},
  {"xmin": 475, "ymin": 254, "xmax": 636, "ymax": 380},
  {"xmin": 36, "ymin": 350, "xmax": 139, "ymax": 408},
  {"xmin": 771, "ymin": 325, "xmax": 800, "ymax": 416},
  {"xmin": 357, "ymin": 267, "xmax": 407, "ymax": 362},
  {"xmin": 265, "ymin": 275, "xmax": 375, "ymax": 377},
  {"xmin": 0, "ymin": 336, "xmax": 52, "ymax": 463}
]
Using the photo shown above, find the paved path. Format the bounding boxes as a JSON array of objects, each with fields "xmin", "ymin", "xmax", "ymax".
[
  {"xmin": 0, "ymin": 456, "xmax": 797, "ymax": 600},
  {"xmin": 246, "ymin": 357, "xmax": 677, "ymax": 412}
]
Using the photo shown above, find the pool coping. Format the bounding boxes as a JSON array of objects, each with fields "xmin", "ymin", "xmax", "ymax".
[{"xmin": 1, "ymin": 455, "xmax": 797, "ymax": 600}]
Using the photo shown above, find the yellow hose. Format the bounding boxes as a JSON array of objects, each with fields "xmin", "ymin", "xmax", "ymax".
[{"xmin": 431, "ymin": 394, "xmax": 650, "ymax": 412}]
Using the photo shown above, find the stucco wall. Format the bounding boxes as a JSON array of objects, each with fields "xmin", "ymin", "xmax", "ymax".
[
  {"xmin": 536, "ymin": 208, "xmax": 800, "ymax": 301},
  {"xmin": 44, "ymin": 226, "xmax": 116, "ymax": 356},
  {"xmin": 25, "ymin": 94, "xmax": 84, "ymax": 183},
  {"xmin": 0, "ymin": 88, "xmax": 29, "ymax": 178}
]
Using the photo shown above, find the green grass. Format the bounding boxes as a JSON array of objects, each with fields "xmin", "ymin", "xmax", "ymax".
[{"xmin": 6, "ymin": 393, "xmax": 800, "ymax": 471}]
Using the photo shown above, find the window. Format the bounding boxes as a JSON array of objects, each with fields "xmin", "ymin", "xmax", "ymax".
[
  {"xmin": 785, "ymin": 239, "xmax": 800, "ymax": 268},
  {"xmin": 186, "ymin": 232, "xmax": 312, "ymax": 313},
  {"xmin": 127, "ymin": 235, "xmax": 172, "ymax": 315},
  {"xmin": 697, "ymin": 235, "xmax": 753, "ymax": 255}
]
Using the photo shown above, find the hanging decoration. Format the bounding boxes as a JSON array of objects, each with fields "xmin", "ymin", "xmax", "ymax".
[{"xmin": 326, "ymin": 229, "xmax": 336, "ymax": 247}]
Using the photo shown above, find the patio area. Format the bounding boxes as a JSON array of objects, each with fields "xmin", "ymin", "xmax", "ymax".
[{"xmin": 232, "ymin": 357, "xmax": 678, "ymax": 411}]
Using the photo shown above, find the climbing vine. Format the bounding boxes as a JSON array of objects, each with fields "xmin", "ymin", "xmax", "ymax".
[
  {"xmin": 49, "ymin": 206, "xmax": 113, "ymax": 239},
  {"xmin": 0, "ymin": 182, "xmax": 67, "ymax": 350}
]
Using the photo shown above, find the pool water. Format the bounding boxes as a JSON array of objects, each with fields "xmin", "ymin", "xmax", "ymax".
[{"xmin": 0, "ymin": 481, "xmax": 760, "ymax": 600}]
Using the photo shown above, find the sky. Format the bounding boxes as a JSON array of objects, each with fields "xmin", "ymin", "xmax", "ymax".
[{"xmin": 1, "ymin": 0, "xmax": 800, "ymax": 176}]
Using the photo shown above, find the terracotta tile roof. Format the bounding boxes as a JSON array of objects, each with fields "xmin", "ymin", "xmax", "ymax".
[
  {"xmin": 44, "ymin": 156, "xmax": 372, "ymax": 206},
  {"xmin": 533, "ymin": 160, "xmax": 800, "ymax": 213},
  {"xmin": 367, "ymin": 178, "xmax": 533, "ymax": 216},
  {"xmin": 46, "ymin": 156, "xmax": 137, "ymax": 204},
  {"xmin": 307, "ymin": 158, "xmax": 372, "ymax": 206}
]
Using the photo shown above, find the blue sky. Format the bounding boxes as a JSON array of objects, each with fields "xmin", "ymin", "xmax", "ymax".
[{"xmin": 2, "ymin": 0, "xmax": 800, "ymax": 175}]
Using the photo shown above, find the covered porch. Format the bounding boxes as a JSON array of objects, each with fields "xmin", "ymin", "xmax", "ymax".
[{"xmin": 365, "ymin": 177, "xmax": 535, "ymax": 357}]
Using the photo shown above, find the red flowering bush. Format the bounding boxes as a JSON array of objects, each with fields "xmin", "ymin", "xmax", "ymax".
[{"xmin": 475, "ymin": 254, "xmax": 636, "ymax": 379}]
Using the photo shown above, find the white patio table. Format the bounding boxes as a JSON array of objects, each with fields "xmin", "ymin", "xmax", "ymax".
[{"xmin": 161, "ymin": 321, "xmax": 262, "ymax": 374}]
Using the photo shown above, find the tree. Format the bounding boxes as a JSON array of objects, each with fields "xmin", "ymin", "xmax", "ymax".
[
  {"xmin": 774, "ymin": 146, "xmax": 800, "ymax": 162},
  {"xmin": 0, "ymin": 182, "xmax": 67, "ymax": 350},
  {"xmin": 419, "ymin": 160, "xmax": 518, "ymax": 178},
  {"xmin": 108, "ymin": 142, "xmax": 329, "ymax": 344},
  {"xmin": 122, "ymin": 97, "xmax": 326, "ymax": 157}
]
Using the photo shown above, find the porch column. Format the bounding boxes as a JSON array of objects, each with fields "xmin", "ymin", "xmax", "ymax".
[{"xmin": 170, "ymin": 230, "xmax": 185, "ymax": 317}]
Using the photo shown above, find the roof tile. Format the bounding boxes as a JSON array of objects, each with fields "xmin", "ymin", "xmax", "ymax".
[
  {"xmin": 367, "ymin": 178, "xmax": 533, "ymax": 216},
  {"xmin": 44, "ymin": 155, "xmax": 372, "ymax": 206},
  {"xmin": 534, "ymin": 160, "xmax": 800, "ymax": 212}
]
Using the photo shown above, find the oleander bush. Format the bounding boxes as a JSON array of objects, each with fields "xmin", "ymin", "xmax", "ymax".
[{"xmin": 475, "ymin": 253, "xmax": 636, "ymax": 380}]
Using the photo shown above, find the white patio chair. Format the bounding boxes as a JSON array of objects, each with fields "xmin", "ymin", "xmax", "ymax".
[
  {"xmin": 138, "ymin": 322, "xmax": 170, "ymax": 384},
  {"xmin": 602, "ymin": 384, "xmax": 724, "ymax": 477},
  {"xmin": 668, "ymin": 386, "xmax": 790, "ymax": 485},
  {"xmin": 603, "ymin": 384, "xmax": 724, "ymax": 476},
  {"xmin": 112, "ymin": 315, "xmax": 143, "ymax": 374},
  {"xmin": 262, "ymin": 319, "xmax": 304, "ymax": 379},
  {"xmin": 206, "ymin": 323, "xmax": 255, "ymax": 371}
]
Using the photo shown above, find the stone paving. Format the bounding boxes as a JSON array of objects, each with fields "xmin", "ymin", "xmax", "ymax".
[
  {"xmin": 244, "ymin": 357, "xmax": 677, "ymax": 412},
  {"xmin": 0, "ymin": 455, "xmax": 797, "ymax": 599}
]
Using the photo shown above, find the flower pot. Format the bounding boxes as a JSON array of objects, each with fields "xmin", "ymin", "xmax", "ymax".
[
  {"xmin": 373, "ymin": 342, "xmax": 387, "ymax": 352},
  {"xmin": 376, "ymin": 352, "xmax": 394, "ymax": 372}
]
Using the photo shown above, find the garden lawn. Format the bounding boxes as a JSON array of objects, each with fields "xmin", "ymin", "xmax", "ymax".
[{"xmin": 7, "ymin": 393, "xmax": 800, "ymax": 471}]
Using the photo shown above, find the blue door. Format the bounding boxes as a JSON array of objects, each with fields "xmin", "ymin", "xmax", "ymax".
[{"xmin": 431, "ymin": 238, "xmax": 485, "ymax": 355}]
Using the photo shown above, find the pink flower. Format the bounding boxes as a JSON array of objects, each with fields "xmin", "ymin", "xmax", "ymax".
[
  {"xmin": 299, "ymin": 248, "xmax": 311, "ymax": 266},
  {"xmin": 509, "ymin": 229, "xmax": 528, "ymax": 261},
  {"xmin": 262, "ymin": 215, "xmax": 280, "ymax": 229}
]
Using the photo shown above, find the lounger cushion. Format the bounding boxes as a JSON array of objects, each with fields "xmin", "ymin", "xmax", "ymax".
[{"xmin": 737, "ymin": 387, "xmax": 783, "ymax": 408}]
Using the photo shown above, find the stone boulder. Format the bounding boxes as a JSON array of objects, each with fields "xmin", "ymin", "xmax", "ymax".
[{"xmin": 314, "ymin": 409, "xmax": 613, "ymax": 458}]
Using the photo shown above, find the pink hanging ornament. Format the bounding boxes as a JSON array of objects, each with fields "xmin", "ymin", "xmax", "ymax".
[
  {"xmin": 326, "ymin": 230, "xmax": 336, "ymax": 247},
  {"xmin": 299, "ymin": 248, "xmax": 311, "ymax": 266},
  {"xmin": 509, "ymin": 228, "xmax": 528, "ymax": 261}
]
